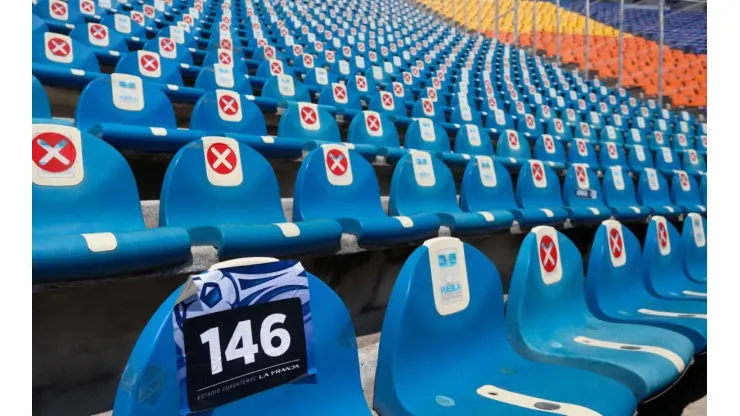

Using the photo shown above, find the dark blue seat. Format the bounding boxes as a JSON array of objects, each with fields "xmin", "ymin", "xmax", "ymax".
[
  {"xmin": 160, "ymin": 137, "xmax": 342, "ymax": 259},
  {"xmin": 293, "ymin": 145, "xmax": 440, "ymax": 246},
  {"xmin": 32, "ymin": 124, "xmax": 191, "ymax": 282},
  {"xmin": 374, "ymin": 236, "xmax": 638, "ymax": 416},
  {"xmin": 585, "ymin": 220, "xmax": 707, "ymax": 352},
  {"xmin": 113, "ymin": 258, "xmax": 370, "ymax": 415},
  {"xmin": 389, "ymin": 152, "xmax": 511, "ymax": 236},
  {"xmin": 507, "ymin": 226, "xmax": 695, "ymax": 401}
]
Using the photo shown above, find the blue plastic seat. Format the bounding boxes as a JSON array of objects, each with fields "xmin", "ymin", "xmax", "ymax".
[
  {"xmin": 568, "ymin": 139, "xmax": 599, "ymax": 168},
  {"xmin": 647, "ymin": 131, "xmax": 669, "ymax": 151},
  {"xmin": 114, "ymin": 50, "xmax": 204, "ymax": 103},
  {"xmin": 302, "ymin": 68, "xmax": 336, "ymax": 92},
  {"xmin": 32, "ymin": 124, "xmax": 191, "ymax": 282},
  {"xmin": 545, "ymin": 117, "xmax": 573, "ymax": 142},
  {"xmin": 506, "ymin": 226, "xmax": 695, "ymax": 401},
  {"xmin": 561, "ymin": 107, "xmax": 582, "ymax": 127},
  {"xmin": 112, "ymin": 258, "xmax": 370, "ymax": 415},
  {"xmin": 602, "ymin": 166, "xmax": 650, "ymax": 221},
  {"xmin": 682, "ymin": 150, "xmax": 706, "ymax": 177},
  {"xmin": 275, "ymin": 102, "xmax": 342, "ymax": 155},
  {"xmin": 575, "ymin": 121, "xmax": 597, "ymax": 143},
  {"xmin": 700, "ymin": 174, "xmax": 707, "ymax": 204},
  {"xmin": 600, "ymin": 125, "xmax": 624, "ymax": 146},
  {"xmin": 495, "ymin": 129, "xmax": 532, "ymax": 171},
  {"xmin": 194, "ymin": 64, "xmax": 255, "ymax": 95},
  {"xmin": 696, "ymin": 135, "xmax": 707, "ymax": 155},
  {"xmin": 69, "ymin": 23, "xmax": 129, "ymax": 64},
  {"xmin": 293, "ymin": 145, "xmax": 439, "ymax": 246},
  {"xmin": 627, "ymin": 145, "xmax": 654, "ymax": 173},
  {"xmin": 255, "ymin": 59, "xmax": 297, "ymax": 80},
  {"xmin": 624, "ymin": 128, "xmax": 646, "ymax": 148},
  {"xmin": 368, "ymin": 90, "xmax": 410, "ymax": 125},
  {"xmin": 642, "ymin": 216, "xmax": 708, "ymax": 301},
  {"xmin": 389, "ymin": 151, "xmax": 510, "ymax": 235},
  {"xmin": 585, "ymin": 220, "xmax": 707, "ymax": 352},
  {"xmin": 532, "ymin": 134, "xmax": 567, "ymax": 172},
  {"xmin": 346, "ymin": 111, "xmax": 406, "ymax": 161},
  {"xmin": 32, "ymin": 32, "xmax": 103, "ymax": 88},
  {"xmin": 100, "ymin": 13, "xmax": 147, "ymax": 43},
  {"xmin": 484, "ymin": 108, "xmax": 515, "ymax": 136},
  {"xmin": 656, "ymin": 147, "xmax": 682, "ymax": 177},
  {"xmin": 374, "ymin": 236, "xmax": 638, "ymax": 416},
  {"xmin": 636, "ymin": 168, "xmax": 683, "ymax": 219},
  {"xmin": 449, "ymin": 103, "xmax": 482, "ymax": 127},
  {"xmin": 317, "ymin": 83, "xmax": 361, "ymax": 118},
  {"xmin": 681, "ymin": 213, "xmax": 707, "ymax": 283},
  {"xmin": 454, "ymin": 125, "xmax": 493, "ymax": 157},
  {"xmin": 599, "ymin": 142, "xmax": 630, "ymax": 171},
  {"xmin": 33, "ymin": 13, "xmax": 50, "ymax": 35},
  {"xmin": 515, "ymin": 160, "xmax": 570, "ymax": 225},
  {"xmin": 202, "ymin": 48, "xmax": 250, "ymax": 74},
  {"xmin": 516, "ymin": 113, "xmax": 544, "ymax": 141},
  {"xmin": 144, "ymin": 35, "xmax": 195, "ymax": 67},
  {"xmin": 670, "ymin": 171, "xmax": 707, "ymax": 215},
  {"xmin": 671, "ymin": 133, "xmax": 694, "ymax": 153},
  {"xmin": 404, "ymin": 118, "xmax": 468, "ymax": 165},
  {"xmin": 76, "ymin": 74, "xmax": 202, "ymax": 152},
  {"xmin": 562, "ymin": 164, "xmax": 612, "ymax": 223},
  {"xmin": 34, "ymin": 0, "xmax": 86, "ymax": 33},
  {"xmin": 160, "ymin": 137, "xmax": 342, "ymax": 259}
]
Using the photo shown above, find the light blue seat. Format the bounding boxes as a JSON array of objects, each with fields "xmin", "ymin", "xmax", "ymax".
[
  {"xmin": 599, "ymin": 142, "xmax": 630, "ymax": 171},
  {"xmin": 636, "ymin": 168, "xmax": 683, "ymax": 219},
  {"xmin": 317, "ymin": 83, "xmax": 362, "ymax": 118},
  {"xmin": 671, "ymin": 133, "xmax": 694, "ymax": 153},
  {"xmin": 681, "ymin": 213, "xmax": 707, "ymax": 283},
  {"xmin": 545, "ymin": 117, "xmax": 573, "ymax": 142},
  {"xmin": 404, "ymin": 118, "xmax": 468, "ymax": 166},
  {"xmin": 113, "ymin": 50, "xmax": 204, "ymax": 103},
  {"xmin": 562, "ymin": 164, "xmax": 613, "ymax": 223},
  {"xmin": 113, "ymin": 259, "xmax": 370, "ymax": 416},
  {"xmin": 484, "ymin": 108, "xmax": 515, "ymax": 136},
  {"xmin": 160, "ymin": 138, "xmax": 342, "ymax": 259},
  {"xmin": 449, "ymin": 103, "xmax": 483, "ymax": 127},
  {"xmin": 374, "ymin": 236, "xmax": 638, "ymax": 416},
  {"xmin": 411, "ymin": 98, "xmax": 456, "ymax": 133},
  {"xmin": 506, "ymin": 226, "xmax": 695, "ymax": 401},
  {"xmin": 76, "ymin": 74, "xmax": 203, "ymax": 152},
  {"xmin": 453, "ymin": 124, "xmax": 493, "ymax": 157},
  {"xmin": 32, "ymin": 32, "xmax": 103, "ymax": 88},
  {"xmin": 655, "ymin": 147, "xmax": 682, "ymax": 177},
  {"xmin": 515, "ymin": 160, "xmax": 570, "ymax": 226},
  {"xmin": 32, "ymin": 124, "xmax": 191, "ymax": 282},
  {"xmin": 585, "ymin": 220, "xmax": 707, "ymax": 352},
  {"xmin": 260, "ymin": 74, "xmax": 311, "ymax": 108},
  {"xmin": 568, "ymin": 139, "xmax": 599, "ymax": 169},
  {"xmin": 346, "ymin": 111, "xmax": 405, "ymax": 160},
  {"xmin": 575, "ymin": 121, "xmax": 597, "ymax": 143},
  {"xmin": 495, "ymin": 129, "xmax": 531, "ymax": 171},
  {"xmin": 194, "ymin": 64, "xmax": 255, "ymax": 95},
  {"xmin": 642, "ymin": 216, "xmax": 708, "ymax": 301},
  {"xmin": 389, "ymin": 152, "xmax": 508, "ymax": 236},
  {"xmin": 603, "ymin": 166, "xmax": 650, "ymax": 221},
  {"xmin": 682, "ymin": 150, "xmax": 706, "ymax": 177},
  {"xmin": 293, "ymin": 145, "xmax": 440, "ymax": 246},
  {"xmin": 670, "ymin": 171, "xmax": 707, "ymax": 216}
]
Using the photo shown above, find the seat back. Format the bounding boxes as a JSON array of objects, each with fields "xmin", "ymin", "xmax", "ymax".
[
  {"xmin": 648, "ymin": 131, "xmax": 668, "ymax": 149},
  {"xmin": 575, "ymin": 121, "xmax": 596, "ymax": 142},
  {"xmin": 568, "ymin": 139, "xmax": 598, "ymax": 167},
  {"xmin": 600, "ymin": 125, "xmax": 623, "ymax": 146},
  {"xmin": 586, "ymin": 111, "xmax": 605, "ymax": 130},
  {"xmin": 317, "ymin": 83, "xmax": 362, "ymax": 112},
  {"xmin": 33, "ymin": 76, "xmax": 52, "ymax": 119},
  {"xmin": 636, "ymin": 168, "xmax": 672, "ymax": 207},
  {"xmin": 115, "ymin": 50, "xmax": 184, "ymax": 86},
  {"xmin": 76, "ymin": 74, "xmax": 177, "ymax": 132},
  {"xmin": 346, "ymin": 111, "xmax": 400, "ymax": 149},
  {"xmin": 202, "ymin": 48, "xmax": 249, "ymax": 73},
  {"xmin": 627, "ymin": 145, "xmax": 653, "ymax": 171},
  {"xmin": 700, "ymin": 174, "xmax": 707, "ymax": 204},
  {"xmin": 32, "ymin": 32, "xmax": 101, "ymax": 73},
  {"xmin": 374, "ymin": 237, "xmax": 506, "ymax": 407},
  {"xmin": 411, "ymin": 98, "xmax": 444, "ymax": 123},
  {"xmin": 368, "ymin": 90, "xmax": 406, "ymax": 118},
  {"xmin": 347, "ymin": 74, "xmax": 378, "ymax": 97},
  {"xmin": 624, "ymin": 128, "xmax": 645, "ymax": 147},
  {"xmin": 546, "ymin": 117, "xmax": 573, "ymax": 141},
  {"xmin": 112, "ymin": 259, "xmax": 365, "ymax": 415},
  {"xmin": 194, "ymin": 64, "xmax": 254, "ymax": 95},
  {"xmin": 404, "ymin": 118, "xmax": 452, "ymax": 154},
  {"xmin": 71, "ymin": 23, "xmax": 130, "ymax": 54},
  {"xmin": 189, "ymin": 89, "xmax": 267, "ymax": 136},
  {"xmin": 454, "ymin": 124, "xmax": 493, "ymax": 156},
  {"xmin": 450, "ymin": 102, "xmax": 482, "ymax": 127},
  {"xmin": 682, "ymin": 150, "xmax": 706, "ymax": 174},
  {"xmin": 599, "ymin": 142, "xmax": 629, "ymax": 169},
  {"xmin": 562, "ymin": 163, "xmax": 607, "ymax": 209},
  {"xmin": 484, "ymin": 108, "xmax": 515, "ymax": 132},
  {"xmin": 517, "ymin": 113, "xmax": 544, "ymax": 138},
  {"xmin": 670, "ymin": 170, "xmax": 703, "ymax": 208},
  {"xmin": 515, "ymin": 160, "xmax": 563, "ymax": 209},
  {"xmin": 672, "ymin": 133, "xmax": 693, "ymax": 152},
  {"xmin": 532, "ymin": 134, "xmax": 566, "ymax": 167},
  {"xmin": 100, "ymin": 13, "xmax": 147, "ymax": 38},
  {"xmin": 495, "ymin": 129, "xmax": 531, "ymax": 161},
  {"xmin": 655, "ymin": 147, "xmax": 681, "ymax": 172},
  {"xmin": 34, "ymin": 0, "xmax": 86, "ymax": 25},
  {"xmin": 146, "ymin": 36, "xmax": 193, "ymax": 64},
  {"xmin": 32, "ymin": 124, "xmax": 145, "ymax": 236},
  {"xmin": 602, "ymin": 166, "xmax": 640, "ymax": 208},
  {"xmin": 277, "ymin": 102, "xmax": 341, "ymax": 143},
  {"xmin": 459, "ymin": 156, "xmax": 519, "ymax": 212},
  {"xmin": 160, "ymin": 137, "xmax": 286, "ymax": 228},
  {"xmin": 261, "ymin": 74, "xmax": 311, "ymax": 107},
  {"xmin": 681, "ymin": 213, "xmax": 707, "ymax": 279},
  {"xmin": 293, "ymin": 144, "xmax": 386, "ymax": 221},
  {"xmin": 642, "ymin": 216, "xmax": 686, "ymax": 287},
  {"xmin": 389, "ymin": 151, "xmax": 461, "ymax": 216},
  {"xmin": 302, "ymin": 68, "xmax": 336, "ymax": 90}
]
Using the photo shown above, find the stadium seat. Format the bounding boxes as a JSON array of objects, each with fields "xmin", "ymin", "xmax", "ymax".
[
  {"xmin": 602, "ymin": 166, "xmax": 650, "ymax": 221},
  {"xmin": 374, "ymin": 236, "xmax": 638, "ymax": 416},
  {"xmin": 32, "ymin": 124, "xmax": 191, "ymax": 282},
  {"xmin": 453, "ymin": 124, "xmax": 494, "ymax": 157},
  {"xmin": 261, "ymin": 74, "xmax": 311, "ymax": 108},
  {"xmin": 276, "ymin": 102, "xmax": 342, "ymax": 155},
  {"xmin": 32, "ymin": 75, "xmax": 72, "ymax": 126},
  {"xmin": 642, "ymin": 216, "xmax": 708, "ymax": 300},
  {"xmin": 700, "ymin": 174, "xmax": 707, "ymax": 205},
  {"xmin": 584, "ymin": 220, "xmax": 707, "ymax": 352},
  {"xmin": 561, "ymin": 164, "xmax": 612, "ymax": 223},
  {"xmin": 681, "ymin": 213, "xmax": 708, "ymax": 283},
  {"xmin": 34, "ymin": 0, "xmax": 86, "ymax": 33},
  {"xmin": 514, "ymin": 160, "xmax": 570, "ymax": 226},
  {"xmin": 160, "ymin": 137, "xmax": 343, "ymax": 259},
  {"xmin": 545, "ymin": 117, "xmax": 573, "ymax": 142},
  {"xmin": 485, "ymin": 108, "xmax": 515, "ymax": 136},
  {"xmin": 506, "ymin": 226, "xmax": 695, "ymax": 401},
  {"xmin": 194, "ymin": 65, "xmax": 255, "ymax": 95},
  {"xmin": 70, "ymin": 23, "xmax": 129, "ymax": 64},
  {"xmin": 599, "ymin": 142, "xmax": 630, "ymax": 171},
  {"xmin": 32, "ymin": 32, "xmax": 103, "ymax": 88},
  {"xmin": 389, "ymin": 151, "xmax": 511, "ymax": 235},
  {"xmin": 112, "ymin": 258, "xmax": 370, "ymax": 415},
  {"xmin": 532, "ymin": 134, "xmax": 567, "ymax": 172},
  {"xmin": 317, "ymin": 83, "xmax": 362, "ymax": 119},
  {"xmin": 627, "ymin": 145, "xmax": 654, "ymax": 172},
  {"xmin": 636, "ymin": 168, "xmax": 683, "ymax": 219},
  {"xmin": 568, "ymin": 139, "xmax": 599, "ymax": 168},
  {"xmin": 682, "ymin": 150, "xmax": 707, "ymax": 177},
  {"xmin": 495, "ymin": 129, "xmax": 532, "ymax": 171},
  {"xmin": 293, "ymin": 145, "xmax": 440, "ymax": 246},
  {"xmin": 655, "ymin": 147, "xmax": 682, "ymax": 177},
  {"xmin": 670, "ymin": 171, "xmax": 707, "ymax": 215},
  {"xmin": 346, "ymin": 111, "xmax": 405, "ymax": 160},
  {"xmin": 114, "ymin": 50, "xmax": 205, "ymax": 103},
  {"xmin": 404, "ymin": 118, "xmax": 468, "ymax": 166}
]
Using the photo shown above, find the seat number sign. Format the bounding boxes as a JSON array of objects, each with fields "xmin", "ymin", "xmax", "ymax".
[{"xmin": 182, "ymin": 298, "xmax": 308, "ymax": 411}]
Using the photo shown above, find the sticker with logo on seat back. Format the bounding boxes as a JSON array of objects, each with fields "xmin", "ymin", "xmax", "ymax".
[
  {"xmin": 476, "ymin": 155, "xmax": 497, "ymax": 188},
  {"xmin": 411, "ymin": 150, "xmax": 435, "ymax": 187},
  {"xmin": 32, "ymin": 124, "xmax": 85, "ymax": 186},
  {"xmin": 419, "ymin": 118, "xmax": 436, "ymax": 143},
  {"xmin": 678, "ymin": 171, "xmax": 691, "ymax": 191},
  {"xmin": 688, "ymin": 213, "xmax": 706, "ymax": 248},
  {"xmin": 425, "ymin": 237, "xmax": 470, "ymax": 316},
  {"xmin": 466, "ymin": 125, "xmax": 481, "ymax": 147},
  {"xmin": 277, "ymin": 74, "xmax": 295, "ymax": 97},
  {"xmin": 111, "ymin": 73, "xmax": 145, "ymax": 112},
  {"xmin": 610, "ymin": 166, "xmax": 625, "ymax": 191},
  {"xmin": 661, "ymin": 147, "xmax": 673, "ymax": 164},
  {"xmin": 214, "ymin": 64, "xmax": 235, "ymax": 89},
  {"xmin": 533, "ymin": 226, "xmax": 562, "ymax": 284}
]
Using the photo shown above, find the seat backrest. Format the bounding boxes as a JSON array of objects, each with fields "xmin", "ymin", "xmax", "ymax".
[
  {"xmin": 302, "ymin": 68, "xmax": 336, "ymax": 90},
  {"xmin": 114, "ymin": 50, "xmax": 184, "ymax": 86},
  {"xmin": 194, "ymin": 64, "xmax": 254, "ymax": 95},
  {"xmin": 256, "ymin": 58, "xmax": 296, "ymax": 78},
  {"xmin": 484, "ymin": 108, "xmax": 514, "ymax": 131},
  {"xmin": 277, "ymin": 102, "xmax": 341, "ymax": 143},
  {"xmin": 454, "ymin": 124, "xmax": 493, "ymax": 156},
  {"xmin": 495, "ymin": 129, "xmax": 531, "ymax": 161},
  {"xmin": 75, "ymin": 73, "xmax": 177, "ymax": 132},
  {"xmin": 70, "ymin": 22, "xmax": 129, "ymax": 53},
  {"xmin": 450, "ymin": 103, "xmax": 482, "ymax": 127},
  {"xmin": 517, "ymin": 113, "xmax": 543, "ymax": 138},
  {"xmin": 375, "ymin": 237, "xmax": 507, "ymax": 402},
  {"xmin": 160, "ymin": 137, "xmax": 287, "ymax": 228},
  {"xmin": 112, "ymin": 259, "xmax": 365, "ymax": 415},
  {"xmin": 202, "ymin": 48, "xmax": 249, "ymax": 73},
  {"xmin": 627, "ymin": 144, "xmax": 654, "ymax": 171},
  {"xmin": 600, "ymin": 125, "xmax": 623, "ymax": 145},
  {"xmin": 404, "ymin": 118, "xmax": 452, "ymax": 154},
  {"xmin": 32, "ymin": 124, "xmax": 145, "ymax": 236},
  {"xmin": 532, "ymin": 134, "xmax": 566, "ymax": 167},
  {"xmin": 189, "ymin": 89, "xmax": 267, "ymax": 136},
  {"xmin": 682, "ymin": 150, "xmax": 706, "ymax": 174},
  {"xmin": 681, "ymin": 213, "xmax": 707, "ymax": 278},
  {"xmin": 562, "ymin": 107, "xmax": 582, "ymax": 126},
  {"xmin": 411, "ymin": 98, "xmax": 444, "ymax": 123},
  {"xmin": 347, "ymin": 74, "xmax": 378, "ymax": 97},
  {"xmin": 317, "ymin": 82, "xmax": 362, "ymax": 111},
  {"xmin": 32, "ymin": 76, "xmax": 52, "ymax": 119},
  {"xmin": 32, "ymin": 32, "xmax": 101, "ymax": 73},
  {"xmin": 602, "ymin": 166, "xmax": 640, "ymax": 208},
  {"xmin": 670, "ymin": 170, "xmax": 703, "ymax": 207},
  {"xmin": 260, "ymin": 74, "xmax": 311, "ymax": 107},
  {"xmin": 562, "ymin": 163, "xmax": 607, "ymax": 209},
  {"xmin": 515, "ymin": 160, "xmax": 563, "ymax": 209},
  {"xmin": 636, "ymin": 168, "xmax": 672, "ymax": 207},
  {"xmin": 648, "ymin": 131, "xmax": 668, "ymax": 149},
  {"xmin": 546, "ymin": 117, "xmax": 573, "ymax": 140},
  {"xmin": 346, "ymin": 111, "xmax": 400, "ymax": 149},
  {"xmin": 389, "ymin": 151, "xmax": 461, "ymax": 216},
  {"xmin": 586, "ymin": 111, "xmax": 604, "ymax": 130},
  {"xmin": 506, "ymin": 227, "xmax": 589, "ymax": 338},
  {"xmin": 100, "ymin": 13, "xmax": 146, "ymax": 38},
  {"xmin": 642, "ymin": 216, "xmax": 685, "ymax": 288},
  {"xmin": 672, "ymin": 133, "xmax": 693, "ymax": 152},
  {"xmin": 575, "ymin": 121, "xmax": 596, "ymax": 142},
  {"xmin": 144, "ymin": 36, "xmax": 192, "ymax": 65},
  {"xmin": 568, "ymin": 138, "xmax": 598, "ymax": 167},
  {"xmin": 293, "ymin": 144, "xmax": 387, "ymax": 221},
  {"xmin": 624, "ymin": 128, "xmax": 645, "ymax": 147},
  {"xmin": 459, "ymin": 156, "xmax": 519, "ymax": 212},
  {"xmin": 655, "ymin": 147, "xmax": 681, "ymax": 172},
  {"xmin": 700, "ymin": 174, "xmax": 707, "ymax": 204},
  {"xmin": 34, "ymin": 0, "xmax": 86, "ymax": 24},
  {"xmin": 599, "ymin": 142, "xmax": 629, "ymax": 169}
]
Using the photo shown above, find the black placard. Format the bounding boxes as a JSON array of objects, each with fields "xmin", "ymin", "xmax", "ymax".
[{"xmin": 183, "ymin": 297, "xmax": 307, "ymax": 412}]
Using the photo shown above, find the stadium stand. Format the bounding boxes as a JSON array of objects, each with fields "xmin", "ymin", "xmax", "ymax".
[{"xmin": 32, "ymin": 0, "xmax": 707, "ymax": 412}]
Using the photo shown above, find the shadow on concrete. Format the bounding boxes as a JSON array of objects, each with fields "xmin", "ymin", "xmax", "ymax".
[{"xmin": 638, "ymin": 354, "xmax": 707, "ymax": 415}]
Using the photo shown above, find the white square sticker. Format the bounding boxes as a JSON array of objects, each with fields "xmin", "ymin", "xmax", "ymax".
[
  {"xmin": 610, "ymin": 166, "xmax": 625, "ymax": 191},
  {"xmin": 115, "ymin": 14, "xmax": 132, "ymax": 34},
  {"xmin": 476, "ymin": 155, "xmax": 497, "ymax": 187},
  {"xmin": 411, "ymin": 150, "xmax": 435, "ymax": 187},
  {"xmin": 277, "ymin": 74, "xmax": 295, "ymax": 97},
  {"xmin": 646, "ymin": 168, "xmax": 660, "ymax": 191},
  {"xmin": 202, "ymin": 136, "xmax": 243, "ymax": 186},
  {"xmin": 466, "ymin": 124, "xmax": 480, "ymax": 146},
  {"xmin": 419, "ymin": 118, "xmax": 436, "ymax": 142},
  {"xmin": 111, "ymin": 73, "xmax": 144, "ymax": 112},
  {"xmin": 44, "ymin": 33, "xmax": 74, "ymax": 64},
  {"xmin": 314, "ymin": 68, "xmax": 329, "ymax": 85}
]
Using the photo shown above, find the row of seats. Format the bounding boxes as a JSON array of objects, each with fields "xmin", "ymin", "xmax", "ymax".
[
  {"xmin": 112, "ymin": 215, "xmax": 707, "ymax": 414},
  {"xmin": 32, "ymin": 124, "xmax": 707, "ymax": 282}
]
